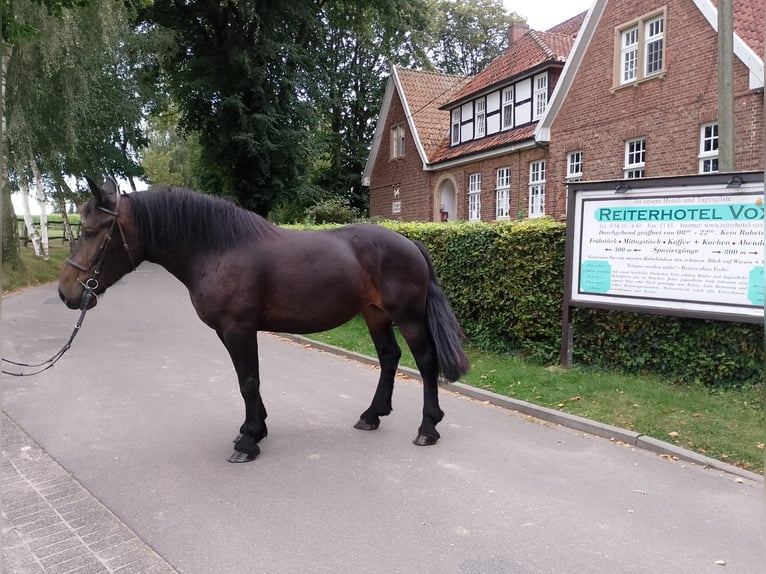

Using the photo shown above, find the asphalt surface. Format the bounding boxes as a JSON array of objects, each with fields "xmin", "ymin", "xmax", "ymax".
[{"xmin": 2, "ymin": 263, "xmax": 764, "ymax": 574}]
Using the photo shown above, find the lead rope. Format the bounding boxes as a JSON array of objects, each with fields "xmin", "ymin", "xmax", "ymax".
[{"xmin": 2, "ymin": 279, "xmax": 98, "ymax": 377}]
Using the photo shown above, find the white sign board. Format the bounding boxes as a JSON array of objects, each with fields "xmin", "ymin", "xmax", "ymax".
[{"xmin": 569, "ymin": 177, "xmax": 764, "ymax": 321}]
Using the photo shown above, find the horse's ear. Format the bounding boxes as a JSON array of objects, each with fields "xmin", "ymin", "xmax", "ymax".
[
  {"xmin": 83, "ymin": 175, "xmax": 118, "ymax": 211},
  {"xmin": 103, "ymin": 177, "xmax": 118, "ymax": 195}
]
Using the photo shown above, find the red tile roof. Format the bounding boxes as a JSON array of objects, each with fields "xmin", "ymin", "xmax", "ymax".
[
  {"xmin": 395, "ymin": 67, "xmax": 468, "ymax": 161},
  {"xmin": 721, "ymin": 0, "xmax": 764, "ymax": 57},
  {"xmin": 430, "ymin": 125, "xmax": 536, "ymax": 164},
  {"xmin": 446, "ymin": 12, "xmax": 586, "ymax": 106}
]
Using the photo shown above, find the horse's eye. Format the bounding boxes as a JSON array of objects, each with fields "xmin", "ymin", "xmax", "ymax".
[{"xmin": 83, "ymin": 230, "xmax": 98, "ymax": 239}]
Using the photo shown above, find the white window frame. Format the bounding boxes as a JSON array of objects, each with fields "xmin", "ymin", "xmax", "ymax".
[
  {"xmin": 624, "ymin": 137, "xmax": 646, "ymax": 179},
  {"xmin": 617, "ymin": 11, "xmax": 665, "ymax": 86},
  {"xmin": 528, "ymin": 160, "xmax": 546, "ymax": 218},
  {"xmin": 566, "ymin": 150, "xmax": 583, "ymax": 182},
  {"xmin": 468, "ymin": 173, "xmax": 481, "ymax": 221},
  {"xmin": 699, "ymin": 123, "xmax": 719, "ymax": 173},
  {"xmin": 533, "ymin": 74, "xmax": 548, "ymax": 120},
  {"xmin": 644, "ymin": 16, "xmax": 664, "ymax": 77},
  {"xmin": 502, "ymin": 87, "xmax": 514, "ymax": 129},
  {"xmin": 451, "ymin": 109, "xmax": 461, "ymax": 145},
  {"xmin": 475, "ymin": 99, "xmax": 486, "ymax": 138},
  {"xmin": 390, "ymin": 124, "xmax": 405, "ymax": 159},
  {"xmin": 621, "ymin": 26, "xmax": 639, "ymax": 84},
  {"xmin": 495, "ymin": 167, "xmax": 510, "ymax": 220}
]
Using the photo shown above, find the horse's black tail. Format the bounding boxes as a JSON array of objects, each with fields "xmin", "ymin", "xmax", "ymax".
[{"xmin": 414, "ymin": 241, "xmax": 470, "ymax": 382}]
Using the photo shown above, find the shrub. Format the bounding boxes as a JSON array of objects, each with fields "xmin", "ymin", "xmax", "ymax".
[{"xmin": 378, "ymin": 219, "xmax": 763, "ymax": 388}]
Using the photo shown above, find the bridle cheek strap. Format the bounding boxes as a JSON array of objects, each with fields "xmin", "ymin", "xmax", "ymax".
[{"xmin": 65, "ymin": 192, "xmax": 136, "ymax": 285}]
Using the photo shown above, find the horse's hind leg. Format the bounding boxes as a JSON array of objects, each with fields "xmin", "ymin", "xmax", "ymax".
[
  {"xmin": 355, "ymin": 311, "xmax": 401, "ymax": 431},
  {"xmin": 397, "ymin": 321, "xmax": 443, "ymax": 446},
  {"xmin": 218, "ymin": 330, "xmax": 268, "ymax": 463}
]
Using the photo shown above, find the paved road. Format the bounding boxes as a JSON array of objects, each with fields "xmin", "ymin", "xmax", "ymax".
[{"xmin": 2, "ymin": 263, "xmax": 764, "ymax": 574}]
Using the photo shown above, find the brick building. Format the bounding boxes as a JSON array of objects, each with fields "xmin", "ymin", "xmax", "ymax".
[{"xmin": 363, "ymin": 0, "xmax": 764, "ymax": 222}]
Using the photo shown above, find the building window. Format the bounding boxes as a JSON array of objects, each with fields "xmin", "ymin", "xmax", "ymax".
[
  {"xmin": 468, "ymin": 173, "xmax": 481, "ymax": 221},
  {"xmin": 475, "ymin": 99, "xmax": 486, "ymax": 138},
  {"xmin": 699, "ymin": 123, "xmax": 719, "ymax": 173},
  {"xmin": 645, "ymin": 16, "xmax": 664, "ymax": 76},
  {"xmin": 495, "ymin": 167, "xmax": 510, "ymax": 220},
  {"xmin": 529, "ymin": 160, "xmax": 546, "ymax": 218},
  {"xmin": 617, "ymin": 12, "xmax": 665, "ymax": 86},
  {"xmin": 502, "ymin": 87, "xmax": 514, "ymax": 129},
  {"xmin": 533, "ymin": 74, "xmax": 548, "ymax": 119},
  {"xmin": 621, "ymin": 27, "xmax": 639, "ymax": 83},
  {"xmin": 624, "ymin": 138, "xmax": 646, "ymax": 178},
  {"xmin": 451, "ymin": 109, "xmax": 460, "ymax": 145},
  {"xmin": 390, "ymin": 124, "xmax": 405, "ymax": 158},
  {"xmin": 566, "ymin": 150, "xmax": 583, "ymax": 182}
]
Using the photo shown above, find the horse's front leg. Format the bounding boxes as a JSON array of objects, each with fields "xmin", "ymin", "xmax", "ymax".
[
  {"xmin": 355, "ymin": 315, "xmax": 401, "ymax": 431},
  {"xmin": 218, "ymin": 330, "xmax": 267, "ymax": 463}
]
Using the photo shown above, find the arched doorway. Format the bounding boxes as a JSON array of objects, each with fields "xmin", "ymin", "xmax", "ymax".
[{"xmin": 434, "ymin": 176, "xmax": 458, "ymax": 222}]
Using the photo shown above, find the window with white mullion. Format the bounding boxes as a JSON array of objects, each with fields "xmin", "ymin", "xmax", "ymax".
[
  {"xmin": 699, "ymin": 123, "xmax": 719, "ymax": 173},
  {"xmin": 528, "ymin": 160, "xmax": 546, "ymax": 218},
  {"xmin": 621, "ymin": 26, "xmax": 639, "ymax": 84},
  {"xmin": 533, "ymin": 74, "xmax": 548, "ymax": 119},
  {"xmin": 502, "ymin": 87, "xmax": 514, "ymax": 129},
  {"xmin": 624, "ymin": 138, "xmax": 646, "ymax": 178},
  {"xmin": 495, "ymin": 168, "xmax": 510, "ymax": 220},
  {"xmin": 390, "ymin": 124, "xmax": 405, "ymax": 159},
  {"xmin": 450, "ymin": 109, "xmax": 461, "ymax": 145},
  {"xmin": 645, "ymin": 16, "xmax": 664, "ymax": 76},
  {"xmin": 566, "ymin": 150, "xmax": 583, "ymax": 182},
  {"xmin": 468, "ymin": 173, "xmax": 481, "ymax": 221},
  {"xmin": 475, "ymin": 99, "xmax": 486, "ymax": 138}
]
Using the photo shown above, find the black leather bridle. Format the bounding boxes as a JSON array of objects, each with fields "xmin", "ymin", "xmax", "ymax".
[
  {"xmin": 65, "ymin": 190, "xmax": 136, "ymax": 306},
  {"xmin": 2, "ymin": 191, "xmax": 136, "ymax": 377}
]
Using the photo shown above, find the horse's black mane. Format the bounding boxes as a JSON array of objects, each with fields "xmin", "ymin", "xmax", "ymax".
[{"xmin": 126, "ymin": 187, "xmax": 278, "ymax": 253}]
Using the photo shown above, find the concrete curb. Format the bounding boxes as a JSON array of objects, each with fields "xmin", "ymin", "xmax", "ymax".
[{"xmin": 277, "ymin": 333, "xmax": 763, "ymax": 484}]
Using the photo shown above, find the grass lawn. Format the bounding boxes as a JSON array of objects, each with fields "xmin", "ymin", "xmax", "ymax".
[
  {"xmin": 2, "ymin": 243, "xmax": 71, "ymax": 293},
  {"xmin": 307, "ymin": 316, "xmax": 764, "ymax": 474},
  {"xmin": 4, "ymin": 244, "xmax": 764, "ymax": 473}
]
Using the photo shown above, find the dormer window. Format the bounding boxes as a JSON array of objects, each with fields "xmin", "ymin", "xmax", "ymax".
[
  {"xmin": 451, "ymin": 109, "xmax": 460, "ymax": 145},
  {"xmin": 475, "ymin": 99, "xmax": 486, "ymax": 138},
  {"xmin": 502, "ymin": 87, "xmax": 514, "ymax": 129},
  {"xmin": 533, "ymin": 74, "xmax": 548, "ymax": 119}
]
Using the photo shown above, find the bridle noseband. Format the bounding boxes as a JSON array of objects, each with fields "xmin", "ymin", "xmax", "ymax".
[{"xmin": 65, "ymin": 191, "xmax": 136, "ymax": 308}]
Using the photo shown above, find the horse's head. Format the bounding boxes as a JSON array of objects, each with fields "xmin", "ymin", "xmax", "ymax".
[{"xmin": 58, "ymin": 176, "xmax": 138, "ymax": 310}]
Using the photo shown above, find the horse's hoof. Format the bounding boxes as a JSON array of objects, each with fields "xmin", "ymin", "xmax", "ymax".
[
  {"xmin": 354, "ymin": 418, "xmax": 379, "ymax": 431},
  {"xmin": 233, "ymin": 433, "xmax": 243, "ymax": 443},
  {"xmin": 413, "ymin": 433, "xmax": 439, "ymax": 446},
  {"xmin": 228, "ymin": 448, "xmax": 259, "ymax": 463}
]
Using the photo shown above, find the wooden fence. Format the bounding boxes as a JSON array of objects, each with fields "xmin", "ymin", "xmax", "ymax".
[{"xmin": 17, "ymin": 217, "xmax": 81, "ymax": 247}]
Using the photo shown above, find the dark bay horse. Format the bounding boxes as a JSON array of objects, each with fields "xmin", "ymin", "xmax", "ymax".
[{"xmin": 58, "ymin": 177, "xmax": 470, "ymax": 462}]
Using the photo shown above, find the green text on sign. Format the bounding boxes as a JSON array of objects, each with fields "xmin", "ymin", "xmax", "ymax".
[{"xmin": 595, "ymin": 203, "xmax": 764, "ymax": 222}]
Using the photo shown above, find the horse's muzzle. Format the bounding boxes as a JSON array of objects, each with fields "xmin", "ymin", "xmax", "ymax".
[{"xmin": 59, "ymin": 288, "xmax": 98, "ymax": 311}]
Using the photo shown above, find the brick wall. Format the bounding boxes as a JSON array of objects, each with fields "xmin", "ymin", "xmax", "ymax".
[
  {"xmin": 369, "ymin": 91, "xmax": 433, "ymax": 220},
  {"xmin": 546, "ymin": 0, "xmax": 764, "ymax": 218},
  {"xmin": 369, "ymin": 0, "xmax": 763, "ymax": 223}
]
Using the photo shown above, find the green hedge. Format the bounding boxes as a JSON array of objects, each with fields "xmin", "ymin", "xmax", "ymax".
[{"xmin": 381, "ymin": 219, "xmax": 763, "ymax": 388}]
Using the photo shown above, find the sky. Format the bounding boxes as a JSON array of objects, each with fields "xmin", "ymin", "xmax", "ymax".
[{"xmin": 504, "ymin": 0, "xmax": 593, "ymax": 31}]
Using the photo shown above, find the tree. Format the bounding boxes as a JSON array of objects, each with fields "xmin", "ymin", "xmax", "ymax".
[
  {"xmin": 140, "ymin": 0, "xmax": 438, "ymax": 216},
  {"xmin": 1, "ymin": 0, "xmax": 95, "ymax": 270},
  {"xmin": 308, "ymin": 0, "xmax": 436, "ymax": 214},
  {"xmin": 430, "ymin": 0, "xmax": 520, "ymax": 77},
  {"xmin": 141, "ymin": 107, "xmax": 202, "ymax": 188},
  {"xmin": 4, "ymin": 0, "xmax": 148, "ymax": 257}
]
